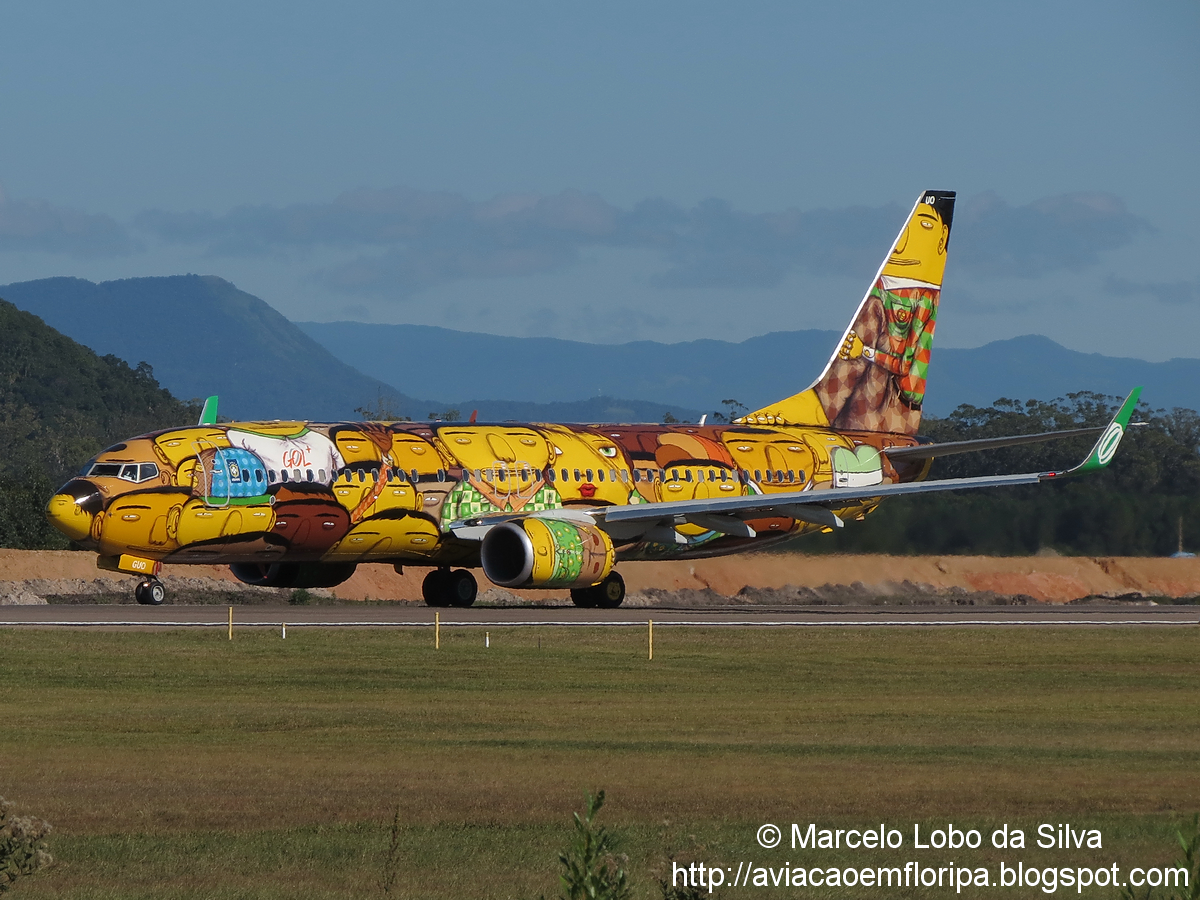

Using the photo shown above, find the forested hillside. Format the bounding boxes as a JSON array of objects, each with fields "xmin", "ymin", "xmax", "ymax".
[
  {"xmin": 0, "ymin": 299, "xmax": 199, "ymax": 548},
  {"xmin": 809, "ymin": 393, "xmax": 1200, "ymax": 557}
]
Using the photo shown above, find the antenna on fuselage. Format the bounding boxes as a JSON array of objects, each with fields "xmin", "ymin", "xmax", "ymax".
[{"xmin": 197, "ymin": 396, "xmax": 219, "ymax": 426}]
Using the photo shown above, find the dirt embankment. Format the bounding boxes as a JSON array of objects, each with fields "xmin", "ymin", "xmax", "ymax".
[{"xmin": 4, "ymin": 549, "xmax": 1200, "ymax": 606}]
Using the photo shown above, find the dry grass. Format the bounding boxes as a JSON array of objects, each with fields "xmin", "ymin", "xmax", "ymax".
[{"xmin": 1, "ymin": 625, "xmax": 1198, "ymax": 897}]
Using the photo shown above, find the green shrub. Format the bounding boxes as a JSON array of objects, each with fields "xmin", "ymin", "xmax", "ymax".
[
  {"xmin": 557, "ymin": 791, "xmax": 630, "ymax": 900},
  {"xmin": 0, "ymin": 797, "xmax": 52, "ymax": 893}
]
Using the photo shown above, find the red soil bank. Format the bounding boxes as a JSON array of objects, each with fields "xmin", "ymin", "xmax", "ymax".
[{"xmin": 4, "ymin": 550, "xmax": 1200, "ymax": 603}]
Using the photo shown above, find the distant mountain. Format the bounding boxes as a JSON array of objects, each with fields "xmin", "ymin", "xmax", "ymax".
[
  {"xmin": 296, "ymin": 321, "xmax": 838, "ymax": 413},
  {"xmin": 0, "ymin": 298, "xmax": 196, "ymax": 482},
  {"xmin": 298, "ymin": 321, "xmax": 1200, "ymax": 416},
  {"xmin": 0, "ymin": 277, "xmax": 702, "ymax": 423},
  {"xmin": 0, "ymin": 276, "xmax": 421, "ymax": 421}
]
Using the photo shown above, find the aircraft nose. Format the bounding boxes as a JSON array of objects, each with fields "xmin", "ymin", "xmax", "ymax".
[{"xmin": 46, "ymin": 479, "xmax": 103, "ymax": 542}]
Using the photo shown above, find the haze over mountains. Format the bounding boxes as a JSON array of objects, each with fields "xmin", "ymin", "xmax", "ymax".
[{"xmin": 4, "ymin": 275, "xmax": 1199, "ymax": 424}]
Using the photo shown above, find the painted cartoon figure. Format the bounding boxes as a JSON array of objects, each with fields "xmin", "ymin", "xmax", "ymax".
[{"xmin": 741, "ymin": 191, "xmax": 954, "ymax": 436}]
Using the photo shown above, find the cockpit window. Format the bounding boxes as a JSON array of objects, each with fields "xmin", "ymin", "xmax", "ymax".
[{"xmin": 87, "ymin": 461, "xmax": 159, "ymax": 483}]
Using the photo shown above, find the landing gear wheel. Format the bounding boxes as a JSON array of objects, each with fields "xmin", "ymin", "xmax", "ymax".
[
  {"xmin": 135, "ymin": 578, "xmax": 166, "ymax": 606},
  {"xmin": 570, "ymin": 571, "xmax": 625, "ymax": 609},
  {"xmin": 423, "ymin": 569, "xmax": 479, "ymax": 607},
  {"xmin": 446, "ymin": 569, "xmax": 478, "ymax": 608},
  {"xmin": 594, "ymin": 571, "xmax": 625, "ymax": 608},
  {"xmin": 422, "ymin": 569, "xmax": 451, "ymax": 607}
]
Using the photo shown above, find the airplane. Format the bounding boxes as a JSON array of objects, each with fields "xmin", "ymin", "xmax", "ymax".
[{"xmin": 45, "ymin": 190, "xmax": 1142, "ymax": 608}]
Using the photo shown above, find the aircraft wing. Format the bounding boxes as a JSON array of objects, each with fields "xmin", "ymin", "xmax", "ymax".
[
  {"xmin": 449, "ymin": 388, "xmax": 1141, "ymax": 543},
  {"xmin": 881, "ymin": 426, "xmax": 1108, "ymax": 462}
]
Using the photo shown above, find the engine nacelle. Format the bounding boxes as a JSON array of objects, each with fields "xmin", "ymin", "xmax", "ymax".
[
  {"xmin": 480, "ymin": 518, "xmax": 614, "ymax": 589},
  {"xmin": 229, "ymin": 561, "xmax": 357, "ymax": 589}
]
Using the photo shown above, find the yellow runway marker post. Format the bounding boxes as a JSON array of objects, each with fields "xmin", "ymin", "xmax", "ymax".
[
  {"xmin": 228, "ymin": 606, "xmax": 233, "ymax": 641},
  {"xmin": 435, "ymin": 612, "xmax": 440, "ymax": 650},
  {"xmin": 648, "ymin": 619, "xmax": 654, "ymax": 660}
]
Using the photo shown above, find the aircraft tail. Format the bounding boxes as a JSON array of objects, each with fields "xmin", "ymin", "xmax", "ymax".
[{"xmin": 739, "ymin": 190, "xmax": 956, "ymax": 435}]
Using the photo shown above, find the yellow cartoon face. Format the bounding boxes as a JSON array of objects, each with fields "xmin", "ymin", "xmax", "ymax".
[
  {"xmin": 882, "ymin": 201, "xmax": 949, "ymax": 285},
  {"xmin": 435, "ymin": 426, "xmax": 550, "ymax": 469},
  {"xmin": 720, "ymin": 430, "xmax": 820, "ymax": 491},
  {"xmin": 543, "ymin": 426, "xmax": 632, "ymax": 505},
  {"xmin": 334, "ymin": 429, "xmax": 385, "ymax": 465},
  {"xmin": 389, "ymin": 432, "xmax": 448, "ymax": 477}
]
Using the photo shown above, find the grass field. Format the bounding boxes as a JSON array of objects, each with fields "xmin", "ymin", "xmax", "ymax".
[{"xmin": 2, "ymin": 624, "xmax": 1199, "ymax": 898}]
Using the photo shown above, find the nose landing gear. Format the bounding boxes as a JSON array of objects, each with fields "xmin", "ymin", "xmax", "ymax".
[{"xmin": 134, "ymin": 578, "xmax": 166, "ymax": 606}]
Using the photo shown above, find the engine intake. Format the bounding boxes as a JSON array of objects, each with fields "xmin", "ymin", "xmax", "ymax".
[{"xmin": 480, "ymin": 518, "xmax": 614, "ymax": 589}]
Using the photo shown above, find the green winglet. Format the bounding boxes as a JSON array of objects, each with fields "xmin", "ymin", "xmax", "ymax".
[
  {"xmin": 1050, "ymin": 387, "xmax": 1142, "ymax": 478},
  {"xmin": 197, "ymin": 395, "xmax": 219, "ymax": 426}
]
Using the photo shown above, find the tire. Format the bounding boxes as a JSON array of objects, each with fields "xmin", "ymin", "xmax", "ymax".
[
  {"xmin": 135, "ymin": 579, "xmax": 166, "ymax": 606},
  {"xmin": 422, "ymin": 569, "xmax": 450, "ymax": 607},
  {"xmin": 594, "ymin": 571, "xmax": 625, "ymax": 609},
  {"xmin": 447, "ymin": 570, "xmax": 478, "ymax": 608},
  {"xmin": 569, "ymin": 587, "xmax": 599, "ymax": 608}
]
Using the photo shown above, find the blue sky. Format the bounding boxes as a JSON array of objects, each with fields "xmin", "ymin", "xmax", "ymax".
[{"xmin": 0, "ymin": 1, "xmax": 1196, "ymax": 357}]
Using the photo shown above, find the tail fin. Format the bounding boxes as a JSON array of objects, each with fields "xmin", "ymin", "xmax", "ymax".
[{"xmin": 739, "ymin": 190, "xmax": 956, "ymax": 435}]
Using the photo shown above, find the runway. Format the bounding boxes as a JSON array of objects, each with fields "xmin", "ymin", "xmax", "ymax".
[{"xmin": 1, "ymin": 603, "xmax": 1197, "ymax": 627}]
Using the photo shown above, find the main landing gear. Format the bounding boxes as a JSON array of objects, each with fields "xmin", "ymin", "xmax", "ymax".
[
  {"xmin": 134, "ymin": 578, "xmax": 166, "ymax": 606},
  {"xmin": 570, "ymin": 571, "xmax": 625, "ymax": 609},
  {"xmin": 422, "ymin": 568, "xmax": 478, "ymax": 608}
]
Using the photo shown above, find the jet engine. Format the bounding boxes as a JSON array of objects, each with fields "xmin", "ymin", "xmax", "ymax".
[
  {"xmin": 229, "ymin": 561, "xmax": 357, "ymax": 589},
  {"xmin": 480, "ymin": 517, "xmax": 614, "ymax": 589}
]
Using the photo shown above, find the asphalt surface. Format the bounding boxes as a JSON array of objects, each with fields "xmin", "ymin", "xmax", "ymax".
[{"xmin": 1, "ymin": 603, "xmax": 1197, "ymax": 627}]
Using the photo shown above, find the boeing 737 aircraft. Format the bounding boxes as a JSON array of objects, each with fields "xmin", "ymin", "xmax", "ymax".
[{"xmin": 45, "ymin": 190, "xmax": 1141, "ymax": 607}]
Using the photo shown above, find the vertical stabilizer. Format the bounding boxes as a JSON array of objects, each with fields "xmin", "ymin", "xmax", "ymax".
[{"xmin": 740, "ymin": 190, "xmax": 955, "ymax": 435}]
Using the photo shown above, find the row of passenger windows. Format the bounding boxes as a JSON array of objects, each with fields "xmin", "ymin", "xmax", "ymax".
[{"xmin": 326, "ymin": 466, "xmax": 806, "ymax": 486}]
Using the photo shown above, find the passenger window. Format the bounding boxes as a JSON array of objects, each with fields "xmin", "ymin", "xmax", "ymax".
[
  {"xmin": 547, "ymin": 468, "xmax": 556, "ymax": 483},
  {"xmin": 573, "ymin": 469, "xmax": 582, "ymax": 481},
  {"xmin": 255, "ymin": 470, "xmax": 264, "ymax": 484},
  {"xmin": 281, "ymin": 471, "xmax": 290, "ymax": 483},
  {"xmin": 755, "ymin": 469, "xmax": 762, "ymax": 482},
  {"xmin": 620, "ymin": 469, "xmax": 628, "ymax": 482},
  {"xmin": 776, "ymin": 470, "xmax": 784, "ymax": 483},
  {"xmin": 597, "ymin": 469, "xmax": 605, "ymax": 482},
  {"xmin": 307, "ymin": 469, "xmax": 315, "ymax": 482},
  {"xmin": 632, "ymin": 469, "xmax": 641, "ymax": 483},
  {"xmin": 319, "ymin": 469, "xmax": 327, "ymax": 481},
  {"xmin": 787, "ymin": 470, "xmax": 795, "ymax": 483},
  {"xmin": 437, "ymin": 469, "xmax": 446, "ymax": 482},
  {"xmin": 410, "ymin": 469, "xmax": 419, "ymax": 483},
  {"xmin": 562, "ymin": 468, "xmax": 570, "ymax": 482},
  {"xmin": 610, "ymin": 469, "xmax": 618, "ymax": 482},
  {"xmin": 498, "ymin": 468, "xmax": 507, "ymax": 482},
  {"xmin": 685, "ymin": 469, "xmax": 693, "ymax": 483},
  {"xmin": 586, "ymin": 469, "xmax": 594, "ymax": 482},
  {"xmin": 708, "ymin": 469, "xmax": 716, "ymax": 482},
  {"xmin": 268, "ymin": 469, "xmax": 276, "ymax": 483}
]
